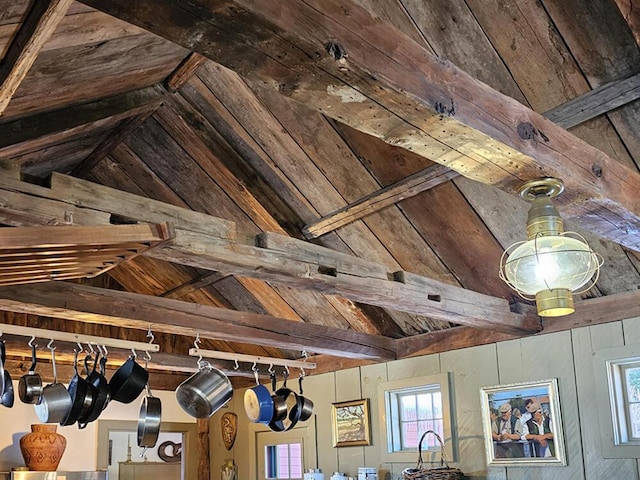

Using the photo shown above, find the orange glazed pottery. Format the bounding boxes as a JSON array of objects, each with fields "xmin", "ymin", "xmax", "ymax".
[{"xmin": 19, "ymin": 424, "xmax": 66, "ymax": 471}]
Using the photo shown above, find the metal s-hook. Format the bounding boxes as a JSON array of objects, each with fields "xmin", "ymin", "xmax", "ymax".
[
  {"xmin": 28, "ymin": 336, "xmax": 36, "ymax": 348},
  {"xmin": 194, "ymin": 333, "xmax": 203, "ymax": 368},
  {"xmin": 234, "ymin": 359, "xmax": 239, "ymax": 371},
  {"xmin": 268, "ymin": 363, "xmax": 274, "ymax": 374},
  {"xmin": 47, "ymin": 339, "xmax": 55, "ymax": 351},
  {"xmin": 145, "ymin": 326, "xmax": 154, "ymax": 366},
  {"xmin": 252, "ymin": 362, "xmax": 259, "ymax": 385}
]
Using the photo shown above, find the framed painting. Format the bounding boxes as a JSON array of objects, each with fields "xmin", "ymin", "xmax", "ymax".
[
  {"xmin": 480, "ymin": 379, "xmax": 566, "ymax": 466},
  {"xmin": 332, "ymin": 399, "xmax": 371, "ymax": 447}
]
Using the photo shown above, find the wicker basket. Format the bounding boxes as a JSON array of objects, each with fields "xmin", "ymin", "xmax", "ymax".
[{"xmin": 402, "ymin": 430, "xmax": 464, "ymax": 480}]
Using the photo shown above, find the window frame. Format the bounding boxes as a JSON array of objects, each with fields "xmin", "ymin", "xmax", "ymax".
[
  {"xmin": 376, "ymin": 372, "xmax": 455, "ymax": 463},
  {"xmin": 594, "ymin": 343, "xmax": 640, "ymax": 458}
]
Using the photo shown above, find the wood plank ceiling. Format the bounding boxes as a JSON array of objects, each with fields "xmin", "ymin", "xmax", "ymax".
[{"xmin": 0, "ymin": 0, "xmax": 639, "ymax": 389}]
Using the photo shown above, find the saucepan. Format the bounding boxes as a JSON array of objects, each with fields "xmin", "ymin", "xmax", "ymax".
[
  {"xmin": 18, "ymin": 338, "xmax": 43, "ymax": 405},
  {"xmin": 109, "ymin": 352, "xmax": 149, "ymax": 404},
  {"xmin": 35, "ymin": 343, "xmax": 72, "ymax": 424},
  {"xmin": 176, "ymin": 362, "xmax": 232, "ymax": 418},
  {"xmin": 0, "ymin": 340, "xmax": 14, "ymax": 408},
  {"xmin": 138, "ymin": 382, "xmax": 162, "ymax": 450},
  {"xmin": 244, "ymin": 367, "xmax": 275, "ymax": 424},
  {"xmin": 290, "ymin": 374, "xmax": 314, "ymax": 423}
]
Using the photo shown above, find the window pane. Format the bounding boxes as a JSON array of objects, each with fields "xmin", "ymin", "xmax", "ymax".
[
  {"xmin": 402, "ymin": 420, "xmax": 418, "ymax": 448},
  {"xmin": 401, "ymin": 395, "xmax": 417, "ymax": 421},
  {"xmin": 264, "ymin": 443, "xmax": 303, "ymax": 480},
  {"xmin": 626, "ymin": 367, "xmax": 640, "ymax": 403},
  {"xmin": 630, "ymin": 403, "xmax": 640, "ymax": 439},
  {"xmin": 290, "ymin": 443, "xmax": 302, "ymax": 478},
  {"xmin": 417, "ymin": 394, "xmax": 433, "ymax": 420},
  {"xmin": 433, "ymin": 392, "xmax": 442, "ymax": 417}
]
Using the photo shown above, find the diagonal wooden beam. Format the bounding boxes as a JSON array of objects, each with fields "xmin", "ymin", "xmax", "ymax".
[
  {"xmin": 165, "ymin": 52, "xmax": 207, "ymax": 92},
  {"xmin": 0, "ymin": 282, "xmax": 397, "ymax": 360},
  {"xmin": 79, "ymin": 0, "xmax": 640, "ymax": 253},
  {"xmin": 543, "ymin": 71, "xmax": 640, "ymax": 129},
  {"xmin": 0, "ymin": 0, "xmax": 74, "ymax": 115},
  {"xmin": 303, "ymin": 163, "xmax": 458, "ymax": 239}
]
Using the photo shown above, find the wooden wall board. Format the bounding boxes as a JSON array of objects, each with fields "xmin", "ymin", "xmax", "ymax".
[
  {"xmin": 496, "ymin": 332, "xmax": 585, "ymax": 480},
  {"xmin": 440, "ymin": 343, "xmax": 499, "ymax": 478},
  {"xmin": 573, "ymin": 323, "xmax": 639, "ymax": 480},
  {"xmin": 335, "ymin": 367, "xmax": 366, "ymax": 472},
  {"xmin": 360, "ymin": 362, "xmax": 388, "ymax": 469}
]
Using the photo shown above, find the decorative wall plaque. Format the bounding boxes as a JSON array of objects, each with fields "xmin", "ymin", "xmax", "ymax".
[{"xmin": 221, "ymin": 412, "xmax": 238, "ymax": 450}]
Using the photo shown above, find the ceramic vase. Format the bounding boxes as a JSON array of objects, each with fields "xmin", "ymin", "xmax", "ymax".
[{"xmin": 19, "ymin": 424, "xmax": 66, "ymax": 471}]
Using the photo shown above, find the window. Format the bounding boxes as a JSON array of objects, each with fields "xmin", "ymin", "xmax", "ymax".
[
  {"xmin": 265, "ymin": 443, "xmax": 302, "ymax": 480},
  {"xmin": 594, "ymin": 343, "xmax": 640, "ymax": 458},
  {"xmin": 377, "ymin": 372, "xmax": 454, "ymax": 463},
  {"xmin": 388, "ymin": 385, "xmax": 443, "ymax": 452}
]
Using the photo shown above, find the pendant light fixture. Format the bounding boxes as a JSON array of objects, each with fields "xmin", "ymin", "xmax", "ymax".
[{"xmin": 499, "ymin": 178, "xmax": 602, "ymax": 317}]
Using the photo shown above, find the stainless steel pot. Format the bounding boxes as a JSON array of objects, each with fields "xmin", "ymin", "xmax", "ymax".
[
  {"xmin": 138, "ymin": 384, "xmax": 162, "ymax": 449},
  {"xmin": 18, "ymin": 341, "xmax": 43, "ymax": 405},
  {"xmin": 176, "ymin": 364, "xmax": 232, "ymax": 418},
  {"xmin": 35, "ymin": 346, "xmax": 72, "ymax": 424}
]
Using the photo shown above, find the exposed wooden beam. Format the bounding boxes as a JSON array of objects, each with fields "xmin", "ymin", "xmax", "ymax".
[
  {"xmin": 165, "ymin": 52, "xmax": 207, "ymax": 92},
  {"xmin": 0, "ymin": 0, "xmax": 74, "ymax": 115},
  {"xmin": 0, "ymin": 282, "xmax": 397, "ymax": 360},
  {"xmin": 70, "ymin": 106, "xmax": 161, "ymax": 177},
  {"xmin": 543, "ymin": 72, "xmax": 640, "ymax": 129},
  {"xmin": 302, "ymin": 163, "xmax": 459, "ymax": 239},
  {"xmin": 79, "ymin": 0, "xmax": 640, "ymax": 253},
  {"xmin": 0, "ymin": 172, "xmax": 539, "ymax": 335},
  {"xmin": 0, "ymin": 86, "xmax": 164, "ymax": 151},
  {"xmin": 396, "ymin": 289, "xmax": 640, "ymax": 357}
]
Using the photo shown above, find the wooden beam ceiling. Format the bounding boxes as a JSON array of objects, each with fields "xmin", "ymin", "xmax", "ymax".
[
  {"xmin": 78, "ymin": 0, "xmax": 640, "ymax": 253},
  {"xmin": 0, "ymin": 282, "xmax": 397, "ymax": 360},
  {"xmin": 0, "ymin": 0, "xmax": 74, "ymax": 115},
  {"xmin": 0, "ymin": 171, "xmax": 540, "ymax": 335}
]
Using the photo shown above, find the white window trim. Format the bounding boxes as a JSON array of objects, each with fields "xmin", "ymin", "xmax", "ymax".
[
  {"xmin": 594, "ymin": 343, "xmax": 640, "ymax": 458},
  {"xmin": 376, "ymin": 372, "xmax": 455, "ymax": 464}
]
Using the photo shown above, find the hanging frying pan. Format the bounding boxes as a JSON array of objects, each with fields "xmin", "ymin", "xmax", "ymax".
[
  {"xmin": 78, "ymin": 351, "xmax": 109, "ymax": 429},
  {"xmin": 109, "ymin": 354, "xmax": 148, "ymax": 404},
  {"xmin": 60, "ymin": 350, "xmax": 95, "ymax": 426},
  {"xmin": 0, "ymin": 341, "xmax": 13, "ymax": 408},
  {"xmin": 137, "ymin": 383, "xmax": 162, "ymax": 450}
]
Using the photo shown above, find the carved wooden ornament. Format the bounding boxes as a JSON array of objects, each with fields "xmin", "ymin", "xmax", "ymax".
[{"xmin": 221, "ymin": 412, "xmax": 238, "ymax": 450}]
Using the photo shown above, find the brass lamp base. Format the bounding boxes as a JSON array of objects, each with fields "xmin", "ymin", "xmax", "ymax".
[{"xmin": 535, "ymin": 288, "xmax": 574, "ymax": 317}]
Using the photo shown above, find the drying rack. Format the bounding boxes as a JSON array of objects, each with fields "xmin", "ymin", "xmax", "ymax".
[{"xmin": 0, "ymin": 323, "xmax": 159, "ymax": 353}]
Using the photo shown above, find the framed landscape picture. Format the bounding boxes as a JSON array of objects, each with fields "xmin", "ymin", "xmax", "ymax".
[
  {"xmin": 480, "ymin": 379, "xmax": 566, "ymax": 466},
  {"xmin": 332, "ymin": 399, "xmax": 371, "ymax": 447}
]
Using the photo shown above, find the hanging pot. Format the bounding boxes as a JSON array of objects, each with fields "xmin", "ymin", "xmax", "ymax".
[
  {"xmin": 18, "ymin": 341, "xmax": 43, "ymax": 405},
  {"xmin": 78, "ymin": 351, "xmax": 109, "ymax": 429},
  {"xmin": 109, "ymin": 354, "xmax": 149, "ymax": 404},
  {"xmin": 290, "ymin": 375, "xmax": 314, "ymax": 423},
  {"xmin": 137, "ymin": 384, "xmax": 162, "ymax": 449},
  {"xmin": 269, "ymin": 371, "xmax": 298, "ymax": 432},
  {"xmin": 60, "ymin": 350, "xmax": 95, "ymax": 426},
  {"xmin": 0, "ymin": 341, "xmax": 13, "ymax": 408},
  {"xmin": 176, "ymin": 363, "xmax": 232, "ymax": 418},
  {"xmin": 35, "ymin": 346, "xmax": 72, "ymax": 424},
  {"xmin": 243, "ymin": 368, "xmax": 274, "ymax": 424}
]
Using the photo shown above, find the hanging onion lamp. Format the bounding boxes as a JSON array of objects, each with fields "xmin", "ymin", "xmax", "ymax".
[{"xmin": 499, "ymin": 178, "xmax": 602, "ymax": 317}]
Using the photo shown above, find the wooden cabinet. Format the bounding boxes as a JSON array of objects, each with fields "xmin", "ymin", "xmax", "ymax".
[{"xmin": 118, "ymin": 461, "xmax": 181, "ymax": 480}]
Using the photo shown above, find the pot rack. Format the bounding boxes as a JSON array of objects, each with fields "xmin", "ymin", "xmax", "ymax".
[
  {"xmin": 188, "ymin": 348, "xmax": 316, "ymax": 371},
  {"xmin": 0, "ymin": 323, "xmax": 159, "ymax": 353}
]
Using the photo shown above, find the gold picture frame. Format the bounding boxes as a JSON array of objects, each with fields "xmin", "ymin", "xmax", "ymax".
[{"xmin": 332, "ymin": 399, "xmax": 371, "ymax": 447}]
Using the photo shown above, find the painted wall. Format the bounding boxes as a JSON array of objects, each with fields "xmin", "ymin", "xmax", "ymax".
[
  {"xmin": 0, "ymin": 386, "xmax": 194, "ymax": 472},
  {"xmin": 210, "ymin": 316, "xmax": 640, "ymax": 480}
]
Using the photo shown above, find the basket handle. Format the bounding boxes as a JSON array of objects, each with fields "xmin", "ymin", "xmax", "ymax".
[{"xmin": 416, "ymin": 430, "xmax": 450, "ymax": 469}]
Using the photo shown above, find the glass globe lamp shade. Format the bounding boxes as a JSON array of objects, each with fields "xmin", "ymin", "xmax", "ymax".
[{"xmin": 501, "ymin": 234, "xmax": 600, "ymax": 317}]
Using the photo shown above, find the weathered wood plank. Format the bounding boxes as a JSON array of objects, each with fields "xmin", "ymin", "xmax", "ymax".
[
  {"xmin": 152, "ymin": 228, "xmax": 539, "ymax": 334},
  {"xmin": 302, "ymin": 163, "xmax": 459, "ymax": 239},
  {"xmin": 165, "ymin": 52, "xmax": 207, "ymax": 92},
  {"xmin": 0, "ymin": 0, "xmax": 74, "ymax": 115},
  {"xmin": 543, "ymin": 72, "xmax": 640, "ymax": 129},
  {"xmin": 79, "ymin": 0, "xmax": 640, "ymax": 252},
  {"xmin": 0, "ymin": 282, "xmax": 398, "ymax": 360}
]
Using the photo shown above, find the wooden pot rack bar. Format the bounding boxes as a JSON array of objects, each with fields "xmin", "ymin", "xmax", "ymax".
[
  {"xmin": 0, "ymin": 323, "xmax": 159, "ymax": 353},
  {"xmin": 188, "ymin": 348, "xmax": 316, "ymax": 371}
]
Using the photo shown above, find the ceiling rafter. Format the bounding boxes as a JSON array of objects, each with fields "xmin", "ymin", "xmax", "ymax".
[
  {"xmin": 78, "ymin": 0, "xmax": 640, "ymax": 253},
  {"xmin": 0, "ymin": 0, "xmax": 74, "ymax": 115}
]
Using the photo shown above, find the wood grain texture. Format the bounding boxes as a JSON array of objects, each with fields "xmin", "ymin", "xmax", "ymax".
[{"xmin": 0, "ymin": 0, "xmax": 74, "ymax": 115}]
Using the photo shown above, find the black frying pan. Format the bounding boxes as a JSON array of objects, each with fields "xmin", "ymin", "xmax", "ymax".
[
  {"xmin": 78, "ymin": 352, "xmax": 109, "ymax": 429},
  {"xmin": 0, "ymin": 341, "xmax": 13, "ymax": 408},
  {"xmin": 109, "ymin": 354, "xmax": 148, "ymax": 404},
  {"xmin": 61, "ymin": 351, "xmax": 95, "ymax": 426}
]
